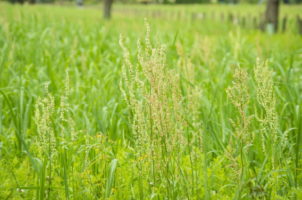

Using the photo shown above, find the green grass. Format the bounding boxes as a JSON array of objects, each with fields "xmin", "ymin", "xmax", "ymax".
[{"xmin": 0, "ymin": 2, "xmax": 302, "ymax": 199}]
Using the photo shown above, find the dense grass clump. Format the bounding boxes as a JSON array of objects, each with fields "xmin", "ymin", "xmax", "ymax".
[{"xmin": 0, "ymin": 3, "xmax": 302, "ymax": 199}]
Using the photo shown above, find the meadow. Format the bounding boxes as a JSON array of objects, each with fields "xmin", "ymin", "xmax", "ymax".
[{"xmin": 0, "ymin": 2, "xmax": 302, "ymax": 199}]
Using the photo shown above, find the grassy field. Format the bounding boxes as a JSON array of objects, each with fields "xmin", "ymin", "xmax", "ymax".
[{"xmin": 0, "ymin": 3, "xmax": 302, "ymax": 199}]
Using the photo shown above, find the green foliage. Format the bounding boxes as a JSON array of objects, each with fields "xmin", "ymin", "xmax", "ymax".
[{"xmin": 0, "ymin": 3, "xmax": 302, "ymax": 199}]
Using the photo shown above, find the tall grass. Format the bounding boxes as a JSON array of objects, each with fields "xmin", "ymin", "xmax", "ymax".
[{"xmin": 0, "ymin": 3, "xmax": 301, "ymax": 199}]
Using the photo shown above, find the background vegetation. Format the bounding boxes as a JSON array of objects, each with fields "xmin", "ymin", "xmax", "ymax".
[
  {"xmin": 1, "ymin": 0, "xmax": 302, "ymax": 6},
  {"xmin": 0, "ymin": 2, "xmax": 302, "ymax": 199}
]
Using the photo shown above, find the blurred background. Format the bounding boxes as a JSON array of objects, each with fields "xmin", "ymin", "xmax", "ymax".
[
  {"xmin": 1, "ymin": 0, "xmax": 301, "ymax": 35},
  {"xmin": 1, "ymin": 0, "xmax": 302, "ymax": 5}
]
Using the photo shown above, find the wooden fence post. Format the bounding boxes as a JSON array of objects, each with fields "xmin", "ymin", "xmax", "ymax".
[
  {"xmin": 297, "ymin": 15, "xmax": 302, "ymax": 35},
  {"xmin": 282, "ymin": 16, "xmax": 287, "ymax": 32},
  {"xmin": 253, "ymin": 16, "xmax": 258, "ymax": 30},
  {"xmin": 221, "ymin": 13, "xmax": 225, "ymax": 22},
  {"xmin": 228, "ymin": 13, "xmax": 234, "ymax": 23},
  {"xmin": 241, "ymin": 16, "xmax": 246, "ymax": 28}
]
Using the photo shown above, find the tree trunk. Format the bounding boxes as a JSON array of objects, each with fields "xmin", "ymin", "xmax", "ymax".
[
  {"xmin": 104, "ymin": 0, "xmax": 113, "ymax": 20},
  {"xmin": 264, "ymin": 0, "xmax": 280, "ymax": 33},
  {"xmin": 77, "ymin": 0, "xmax": 83, "ymax": 7}
]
